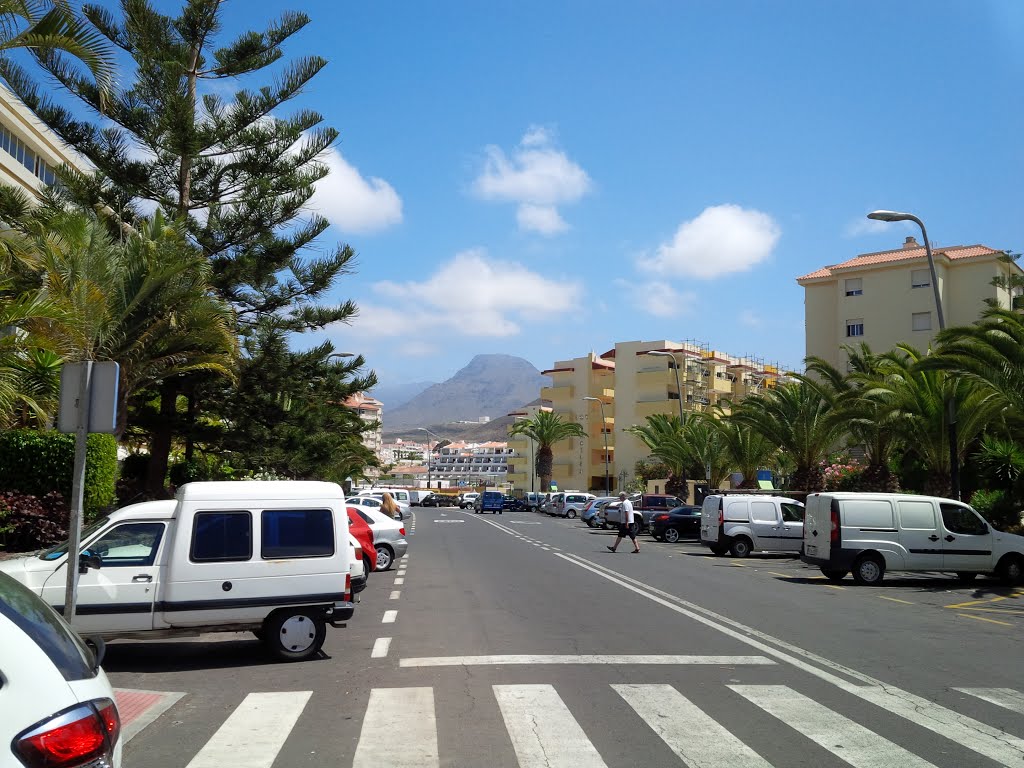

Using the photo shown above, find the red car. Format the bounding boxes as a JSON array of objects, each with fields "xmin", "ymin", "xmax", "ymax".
[{"xmin": 348, "ymin": 507, "xmax": 378, "ymax": 572}]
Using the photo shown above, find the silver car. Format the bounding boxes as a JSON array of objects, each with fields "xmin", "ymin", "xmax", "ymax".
[{"xmin": 349, "ymin": 507, "xmax": 408, "ymax": 571}]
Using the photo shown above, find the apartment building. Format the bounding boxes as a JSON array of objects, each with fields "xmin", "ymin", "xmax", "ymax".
[
  {"xmin": 505, "ymin": 402, "xmax": 551, "ymax": 492},
  {"xmin": 343, "ymin": 393, "xmax": 384, "ymax": 459},
  {"xmin": 0, "ymin": 84, "xmax": 88, "ymax": 194},
  {"xmin": 429, "ymin": 441, "xmax": 513, "ymax": 485},
  {"xmin": 798, "ymin": 236, "xmax": 1020, "ymax": 371}
]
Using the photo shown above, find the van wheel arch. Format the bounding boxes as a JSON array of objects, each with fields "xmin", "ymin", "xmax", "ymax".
[
  {"xmin": 996, "ymin": 553, "xmax": 1024, "ymax": 585},
  {"xmin": 851, "ymin": 552, "xmax": 885, "ymax": 585},
  {"xmin": 729, "ymin": 536, "xmax": 753, "ymax": 558}
]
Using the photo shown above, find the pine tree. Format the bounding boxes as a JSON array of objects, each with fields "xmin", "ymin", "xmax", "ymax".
[{"xmin": 1, "ymin": 0, "xmax": 367, "ymax": 492}]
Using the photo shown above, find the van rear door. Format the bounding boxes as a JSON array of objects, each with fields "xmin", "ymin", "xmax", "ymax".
[
  {"xmin": 700, "ymin": 497, "xmax": 722, "ymax": 545},
  {"xmin": 802, "ymin": 494, "xmax": 831, "ymax": 561}
]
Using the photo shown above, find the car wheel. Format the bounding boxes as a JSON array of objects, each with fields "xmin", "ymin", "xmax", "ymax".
[
  {"xmin": 262, "ymin": 609, "xmax": 326, "ymax": 662},
  {"xmin": 820, "ymin": 568, "xmax": 847, "ymax": 582},
  {"xmin": 955, "ymin": 572, "xmax": 978, "ymax": 583},
  {"xmin": 567, "ymin": 509, "xmax": 577, "ymax": 519},
  {"xmin": 601, "ymin": 522, "xmax": 609, "ymax": 530},
  {"xmin": 363, "ymin": 560, "xmax": 371, "ymax": 579},
  {"xmin": 375, "ymin": 544, "xmax": 394, "ymax": 571},
  {"xmin": 664, "ymin": 527, "xmax": 681, "ymax": 544},
  {"xmin": 729, "ymin": 536, "xmax": 752, "ymax": 558},
  {"xmin": 852, "ymin": 554, "xmax": 885, "ymax": 585},
  {"xmin": 997, "ymin": 554, "xmax": 1024, "ymax": 585},
  {"xmin": 586, "ymin": 518, "xmax": 595, "ymax": 528}
]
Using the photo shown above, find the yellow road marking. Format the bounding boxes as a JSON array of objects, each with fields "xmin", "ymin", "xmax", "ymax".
[
  {"xmin": 824, "ymin": 584, "xmax": 846, "ymax": 590},
  {"xmin": 945, "ymin": 594, "xmax": 1021, "ymax": 609},
  {"xmin": 767, "ymin": 572, "xmax": 789, "ymax": 578},
  {"xmin": 957, "ymin": 607, "xmax": 1024, "ymax": 616},
  {"xmin": 958, "ymin": 613, "xmax": 1013, "ymax": 627},
  {"xmin": 878, "ymin": 596, "xmax": 914, "ymax": 605},
  {"xmin": 730, "ymin": 562, "xmax": 746, "ymax": 567}
]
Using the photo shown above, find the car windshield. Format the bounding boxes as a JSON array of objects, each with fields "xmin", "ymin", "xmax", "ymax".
[{"xmin": 39, "ymin": 516, "xmax": 110, "ymax": 560}]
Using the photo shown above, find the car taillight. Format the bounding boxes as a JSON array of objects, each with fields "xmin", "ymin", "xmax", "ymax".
[
  {"xmin": 830, "ymin": 498, "xmax": 841, "ymax": 544},
  {"xmin": 344, "ymin": 572, "xmax": 351, "ymax": 600},
  {"xmin": 655, "ymin": 514, "xmax": 669, "ymax": 521},
  {"xmin": 354, "ymin": 545, "xmax": 363, "ymax": 560},
  {"xmin": 15, "ymin": 699, "xmax": 120, "ymax": 768},
  {"xmin": 717, "ymin": 499, "xmax": 724, "ymax": 526},
  {"xmin": 399, "ymin": 527, "xmax": 406, "ymax": 535}
]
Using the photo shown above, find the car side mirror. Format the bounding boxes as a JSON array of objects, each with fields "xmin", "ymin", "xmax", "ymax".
[
  {"xmin": 78, "ymin": 551, "xmax": 102, "ymax": 574},
  {"xmin": 83, "ymin": 635, "xmax": 106, "ymax": 671}
]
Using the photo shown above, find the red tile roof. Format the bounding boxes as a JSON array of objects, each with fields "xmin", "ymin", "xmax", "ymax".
[
  {"xmin": 542, "ymin": 366, "xmax": 574, "ymax": 376},
  {"xmin": 591, "ymin": 359, "xmax": 615, "ymax": 370},
  {"xmin": 797, "ymin": 244, "xmax": 1002, "ymax": 282}
]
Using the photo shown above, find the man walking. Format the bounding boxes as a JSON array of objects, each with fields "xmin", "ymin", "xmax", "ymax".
[{"xmin": 607, "ymin": 491, "xmax": 640, "ymax": 553}]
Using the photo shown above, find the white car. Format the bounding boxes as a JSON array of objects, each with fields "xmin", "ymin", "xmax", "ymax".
[
  {"xmin": 349, "ymin": 506, "xmax": 409, "ymax": 571},
  {"xmin": 351, "ymin": 494, "xmax": 406, "ymax": 521},
  {"xmin": 459, "ymin": 492, "xmax": 480, "ymax": 509},
  {"xmin": 349, "ymin": 533, "xmax": 368, "ymax": 595},
  {"xmin": 1, "ymin": 570, "xmax": 122, "ymax": 768}
]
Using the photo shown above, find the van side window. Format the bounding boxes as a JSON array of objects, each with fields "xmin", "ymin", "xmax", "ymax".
[
  {"xmin": 89, "ymin": 522, "xmax": 165, "ymax": 567},
  {"xmin": 844, "ymin": 500, "xmax": 894, "ymax": 529},
  {"xmin": 724, "ymin": 500, "xmax": 747, "ymax": 520},
  {"xmin": 940, "ymin": 504, "xmax": 988, "ymax": 536},
  {"xmin": 191, "ymin": 511, "xmax": 252, "ymax": 562},
  {"xmin": 666, "ymin": 498, "xmax": 681, "ymax": 508},
  {"xmin": 780, "ymin": 503, "xmax": 804, "ymax": 523},
  {"xmin": 898, "ymin": 501, "xmax": 936, "ymax": 529},
  {"xmin": 750, "ymin": 501, "xmax": 777, "ymax": 523},
  {"xmin": 261, "ymin": 509, "xmax": 334, "ymax": 559}
]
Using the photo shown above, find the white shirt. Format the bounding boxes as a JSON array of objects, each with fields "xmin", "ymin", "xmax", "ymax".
[{"xmin": 619, "ymin": 498, "xmax": 634, "ymax": 524}]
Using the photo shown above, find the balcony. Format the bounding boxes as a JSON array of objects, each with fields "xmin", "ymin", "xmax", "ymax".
[{"xmin": 541, "ymin": 384, "xmax": 575, "ymax": 401}]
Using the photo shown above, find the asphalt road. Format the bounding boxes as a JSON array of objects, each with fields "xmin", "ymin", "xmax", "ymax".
[{"xmin": 107, "ymin": 507, "xmax": 1024, "ymax": 768}]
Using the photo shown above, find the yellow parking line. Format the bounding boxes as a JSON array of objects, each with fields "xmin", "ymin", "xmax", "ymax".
[
  {"xmin": 878, "ymin": 596, "xmax": 914, "ymax": 605},
  {"xmin": 730, "ymin": 562, "xmax": 746, "ymax": 567},
  {"xmin": 824, "ymin": 584, "xmax": 846, "ymax": 590},
  {"xmin": 767, "ymin": 572, "xmax": 789, "ymax": 578},
  {"xmin": 958, "ymin": 613, "xmax": 1013, "ymax": 627},
  {"xmin": 959, "ymin": 607, "xmax": 1024, "ymax": 616},
  {"xmin": 945, "ymin": 594, "xmax": 1016, "ymax": 609}
]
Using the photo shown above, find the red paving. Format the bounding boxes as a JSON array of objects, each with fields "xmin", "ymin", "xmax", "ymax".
[{"xmin": 115, "ymin": 689, "xmax": 166, "ymax": 728}]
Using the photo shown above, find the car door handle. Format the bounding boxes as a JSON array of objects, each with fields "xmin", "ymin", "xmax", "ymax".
[
  {"xmin": 928, "ymin": 535, "xmax": 940, "ymax": 541},
  {"xmin": 945, "ymin": 535, "xmax": 956, "ymax": 542},
  {"xmin": 132, "ymin": 574, "xmax": 153, "ymax": 583}
]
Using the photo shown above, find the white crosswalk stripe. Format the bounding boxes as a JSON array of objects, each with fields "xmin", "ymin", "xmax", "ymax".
[
  {"xmin": 140, "ymin": 681, "xmax": 1024, "ymax": 768},
  {"xmin": 184, "ymin": 691, "xmax": 311, "ymax": 768}
]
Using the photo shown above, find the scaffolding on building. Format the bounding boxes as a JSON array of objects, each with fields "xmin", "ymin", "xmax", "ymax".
[{"xmin": 680, "ymin": 338, "xmax": 711, "ymax": 412}]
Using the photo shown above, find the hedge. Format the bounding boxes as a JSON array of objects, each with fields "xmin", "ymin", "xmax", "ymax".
[{"xmin": 0, "ymin": 430, "xmax": 118, "ymax": 520}]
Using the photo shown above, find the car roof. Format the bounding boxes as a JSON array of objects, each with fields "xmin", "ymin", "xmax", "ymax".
[{"xmin": 178, "ymin": 480, "xmax": 343, "ymax": 501}]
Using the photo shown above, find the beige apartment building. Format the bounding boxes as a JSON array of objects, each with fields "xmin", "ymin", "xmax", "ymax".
[
  {"xmin": 798, "ymin": 236, "xmax": 1020, "ymax": 371},
  {"xmin": 505, "ymin": 402, "xmax": 551, "ymax": 492}
]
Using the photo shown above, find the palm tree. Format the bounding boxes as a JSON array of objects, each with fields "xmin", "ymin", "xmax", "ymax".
[
  {"xmin": 509, "ymin": 410, "xmax": 585, "ymax": 494},
  {"xmin": 683, "ymin": 412, "xmax": 733, "ymax": 488},
  {"xmin": 627, "ymin": 413, "xmax": 689, "ymax": 496},
  {"xmin": 731, "ymin": 380, "xmax": 847, "ymax": 492},
  {"xmin": 0, "ymin": 0, "xmax": 113, "ymax": 96},
  {"xmin": 0, "ymin": 280, "xmax": 63, "ymax": 426},
  {"xmin": 711, "ymin": 415, "xmax": 778, "ymax": 489},
  {"xmin": 805, "ymin": 344, "xmax": 902, "ymax": 491},
  {"xmin": 867, "ymin": 344, "xmax": 999, "ymax": 496}
]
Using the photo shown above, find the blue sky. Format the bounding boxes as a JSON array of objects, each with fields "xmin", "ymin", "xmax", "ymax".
[{"xmin": 214, "ymin": 0, "xmax": 1024, "ymax": 392}]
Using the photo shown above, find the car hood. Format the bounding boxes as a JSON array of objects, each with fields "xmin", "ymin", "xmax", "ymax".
[{"xmin": 0, "ymin": 554, "xmax": 57, "ymax": 577}]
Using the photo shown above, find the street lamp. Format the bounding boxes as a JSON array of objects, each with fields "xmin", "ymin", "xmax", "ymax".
[
  {"xmin": 327, "ymin": 352, "xmax": 355, "ymax": 362},
  {"xmin": 416, "ymin": 427, "xmax": 442, "ymax": 490},
  {"xmin": 583, "ymin": 396, "xmax": 610, "ymax": 495},
  {"xmin": 644, "ymin": 350, "xmax": 684, "ymax": 421},
  {"xmin": 867, "ymin": 210, "xmax": 959, "ymax": 500}
]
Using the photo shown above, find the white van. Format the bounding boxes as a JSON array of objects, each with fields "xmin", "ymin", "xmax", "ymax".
[
  {"xmin": 700, "ymin": 493, "xmax": 805, "ymax": 557},
  {"xmin": 802, "ymin": 492, "xmax": 1024, "ymax": 585},
  {"xmin": 0, "ymin": 481, "xmax": 354, "ymax": 662}
]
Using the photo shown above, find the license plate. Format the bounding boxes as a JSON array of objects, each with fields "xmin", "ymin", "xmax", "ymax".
[{"xmin": 805, "ymin": 545, "xmax": 816, "ymax": 556}]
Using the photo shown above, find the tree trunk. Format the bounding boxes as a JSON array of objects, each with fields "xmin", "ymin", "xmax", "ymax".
[
  {"xmin": 790, "ymin": 464, "xmax": 826, "ymax": 493},
  {"xmin": 861, "ymin": 463, "xmax": 900, "ymax": 493},
  {"xmin": 665, "ymin": 472, "xmax": 687, "ymax": 498},
  {"xmin": 145, "ymin": 380, "xmax": 178, "ymax": 497},
  {"xmin": 537, "ymin": 446, "xmax": 553, "ymax": 492},
  {"xmin": 923, "ymin": 472, "xmax": 953, "ymax": 499}
]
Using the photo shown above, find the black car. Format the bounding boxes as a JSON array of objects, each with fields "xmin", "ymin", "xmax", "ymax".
[
  {"xmin": 502, "ymin": 496, "xmax": 528, "ymax": 512},
  {"xmin": 421, "ymin": 493, "xmax": 457, "ymax": 507},
  {"xmin": 650, "ymin": 506, "xmax": 702, "ymax": 542}
]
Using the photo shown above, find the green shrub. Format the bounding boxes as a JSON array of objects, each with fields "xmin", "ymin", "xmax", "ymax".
[
  {"xmin": 968, "ymin": 488, "xmax": 1022, "ymax": 531},
  {"xmin": 0, "ymin": 430, "xmax": 118, "ymax": 520}
]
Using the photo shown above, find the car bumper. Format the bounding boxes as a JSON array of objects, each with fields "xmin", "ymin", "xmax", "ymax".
[
  {"xmin": 328, "ymin": 601, "xmax": 355, "ymax": 625},
  {"xmin": 391, "ymin": 538, "xmax": 409, "ymax": 559}
]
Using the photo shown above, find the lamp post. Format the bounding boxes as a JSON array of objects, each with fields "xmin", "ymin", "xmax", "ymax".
[
  {"xmin": 867, "ymin": 210, "xmax": 959, "ymax": 500},
  {"xmin": 583, "ymin": 396, "xmax": 610, "ymax": 495},
  {"xmin": 644, "ymin": 350, "xmax": 684, "ymax": 421},
  {"xmin": 416, "ymin": 427, "xmax": 443, "ymax": 490}
]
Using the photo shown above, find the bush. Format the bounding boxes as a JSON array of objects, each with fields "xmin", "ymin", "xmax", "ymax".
[
  {"xmin": 969, "ymin": 488, "xmax": 1022, "ymax": 531},
  {"xmin": 821, "ymin": 458, "xmax": 865, "ymax": 491},
  {"xmin": 0, "ymin": 490, "xmax": 69, "ymax": 552},
  {"xmin": 0, "ymin": 430, "xmax": 118, "ymax": 520}
]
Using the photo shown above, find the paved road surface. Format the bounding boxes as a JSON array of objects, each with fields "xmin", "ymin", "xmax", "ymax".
[{"xmin": 105, "ymin": 507, "xmax": 1024, "ymax": 767}]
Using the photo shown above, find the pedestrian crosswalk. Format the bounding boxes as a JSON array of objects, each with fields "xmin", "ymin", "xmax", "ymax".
[{"xmin": 125, "ymin": 682, "xmax": 1024, "ymax": 767}]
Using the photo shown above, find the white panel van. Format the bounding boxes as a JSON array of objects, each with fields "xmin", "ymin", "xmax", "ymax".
[
  {"xmin": 700, "ymin": 494, "xmax": 805, "ymax": 557},
  {"xmin": 801, "ymin": 492, "xmax": 1024, "ymax": 585},
  {"xmin": 0, "ymin": 481, "xmax": 354, "ymax": 662}
]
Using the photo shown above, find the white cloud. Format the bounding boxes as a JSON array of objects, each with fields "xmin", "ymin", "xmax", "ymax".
[
  {"xmin": 845, "ymin": 216, "xmax": 897, "ymax": 237},
  {"xmin": 309, "ymin": 146, "xmax": 403, "ymax": 234},
  {"xmin": 638, "ymin": 204, "xmax": 781, "ymax": 279},
  {"xmin": 334, "ymin": 248, "xmax": 582, "ymax": 340},
  {"xmin": 612, "ymin": 280, "xmax": 695, "ymax": 318},
  {"xmin": 517, "ymin": 203, "xmax": 568, "ymax": 235},
  {"xmin": 739, "ymin": 309, "xmax": 762, "ymax": 328},
  {"xmin": 472, "ymin": 126, "xmax": 591, "ymax": 236}
]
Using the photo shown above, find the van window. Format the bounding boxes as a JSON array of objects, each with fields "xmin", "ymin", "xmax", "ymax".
[
  {"xmin": 724, "ymin": 499, "xmax": 748, "ymax": 520},
  {"xmin": 191, "ymin": 511, "xmax": 252, "ymax": 562},
  {"xmin": 90, "ymin": 522, "xmax": 165, "ymax": 567},
  {"xmin": 261, "ymin": 509, "xmax": 335, "ymax": 559},
  {"xmin": 780, "ymin": 503, "xmax": 804, "ymax": 523},
  {"xmin": 898, "ymin": 501, "xmax": 936, "ymax": 530},
  {"xmin": 844, "ymin": 500, "xmax": 894, "ymax": 529},
  {"xmin": 750, "ymin": 501, "xmax": 778, "ymax": 524},
  {"xmin": 941, "ymin": 504, "xmax": 988, "ymax": 536}
]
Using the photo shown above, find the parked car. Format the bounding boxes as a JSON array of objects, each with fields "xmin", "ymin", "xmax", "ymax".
[
  {"xmin": 650, "ymin": 506, "xmax": 703, "ymax": 542},
  {"xmin": 474, "ymin": 491, "xmax": 505, "ymax": 514},
  {"xmin": 606, "ymin": 494, "xmax": 687, "ymax": 530},
  {"xmin": 408, "ymin": 490, "xmax": 432, "ymax": 506},
  {"xmin": 346, "ymin": 507, "xmax": 378, "ymax": 572},
  {"xmin": 349, "ymin": 495, "xmax": 404, "ymax": 521},
  {"xmin": 554, "ymin": 491, "xmax": 596, "ymax": 519},
  {"xmin": 1, "ymin": 570, "xmax": 123, "ymax": 768},
  {"xmin": 0, "ymin": 482, "xmax": 355, "ymax": 662},
  {"xmin": 349, "ymin": 534, "xmax": 368, "ymax": 595},
  {"xmin": 421, "ymin": 493, "xmax": 457, "ymax": 507},
  {"xmin": 356, "ymin": 490, "xmax": 410, "ymax": 520},
  {"xmin": 459, "ymin": 492, "xmax": 480, "ymax": 509},
  {"xmin": 503, "ymin": 496, "xmax": 529, "ymax": 512},
  {"xmin": 582, "ymin": 497, "xmax": 617, "ymax": 527},
  {"xmin": 523, "ymin": 492, "xmax": 545, "ymax": 511},
  {"xmin": 543, "ymin": 492, "xmax": 565, "ymax": 515},
  {"xmin": 700, "ymin": 493, "xmax": 805, "ymax": 557},
  {"xmin": 349, "ymin": 506, "xmax": 409, "ymax": 571},
  {"xmin": 802, "ymin": 492, "xmax": 1024, "ymax": 585}
]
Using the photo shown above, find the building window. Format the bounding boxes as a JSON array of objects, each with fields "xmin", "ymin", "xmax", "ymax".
[
  {"xmin": 846, "ymin": 319, "xmax": 864, "ymax": 338},
  {"xmin": 844, "ymin": 278, "xmax": 863, "ymax": 296},
  {"xmin": 912, "ymin": 312, "xmax": 932, "ymax": 331},
  {"xmin": 911, "ymin": 269, "xmax": 931, "ymax": 288}
]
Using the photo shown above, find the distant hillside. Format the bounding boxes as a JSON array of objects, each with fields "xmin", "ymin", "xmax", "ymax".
[
  {"xmin": 384, "ymin": 354, "xmax": 548, "ymax": 430},
  {"xmin": 369, "ymin": 379, "xmax": 434, "ymax": 411}
]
